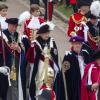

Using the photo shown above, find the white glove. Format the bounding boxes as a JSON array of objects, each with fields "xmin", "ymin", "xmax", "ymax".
[
  {"xmin": 0, "ymin": 66, "xmax": 9, "ymax": 75},
  {"xmin": 0, "ymin": 66, "xmax": 11, "ymax": 86}
]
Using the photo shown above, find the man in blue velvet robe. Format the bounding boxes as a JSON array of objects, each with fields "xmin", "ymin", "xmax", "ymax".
[{"xmin": 0, "ymin": 18, "xmax": 28, "ymax": 100}]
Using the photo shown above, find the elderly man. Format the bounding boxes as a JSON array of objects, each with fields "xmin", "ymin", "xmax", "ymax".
[{"xmin": 61, "ymin": 36, "xmax": 92, "ymax": 100}]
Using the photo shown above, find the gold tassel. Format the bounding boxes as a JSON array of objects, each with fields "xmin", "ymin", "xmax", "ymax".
[
  {"xmin": 10, "ymin": 66, "xmax": 16, "ymax": 81},
  {"xmin": 30, "ymin": 29, "xmax": 38, "ymax": 41},
  {"xmin": 10, "ymin": 48, "xmax": 16, "ymax": 81}
]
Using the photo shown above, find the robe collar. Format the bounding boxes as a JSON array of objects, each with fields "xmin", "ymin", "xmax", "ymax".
[
  {"xmin": 36, "ymin": 36, "xmax": 51, "ymax": 49},
  {"xmin": 71, "ymin": 50, "xmax": 81, "ymax": 56},
  {"xmin": 4, "ymin": 29, "xmax": 18, "ymax": 43}
]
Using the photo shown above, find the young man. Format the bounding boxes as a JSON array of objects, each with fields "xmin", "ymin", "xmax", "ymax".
[
  {"xmin": 61, "ymin": 36, "xmax": 91, "ymax": 100},
  {"xmin": 81, "ymin": 49, "xmax": 100, "ymax": 100},
  {"xmin": 23, "ymin": 4, "xmax": 45, "ymax": 41},
  {"xmin": 67, "ymin": 0, "xmax": 90, "ymax": 41},
  {"xmin": 26, "ymin": 24, "xmax": 60, "ymax": 100},
  {"xmin": 0, "ymin": 4, "xmax": 8, "ymax": 30}
]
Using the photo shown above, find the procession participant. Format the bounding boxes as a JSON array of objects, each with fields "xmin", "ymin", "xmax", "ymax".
[
  {"xmin": 87, "ymin": 14, "xmax": 100, "ymax": 50},
  {"xmin": 0, "ymin": 4, "xmax": 8, "ymax": 30},
  {"xmin": 19, "ymin": 4, "xmax": 45, "ymax": 41},
  {"xmin": 0, "ymin": 18, "xmax": 18, "ymax": 100},
  {"xmin": 43, "ymin": 0, "xmax": 53, "ymax": 21},
  {"xmin": 81, "ymin": 49, "xmax": 100, "ymax": 100},
  {"xmin": 0, "ymin": 18, "xmax": 26, "ymax": 100},
  {"xmin": 67, "ymin": 0, "xmax": 90, "ymax": 41},
  {"xmin": 61, "ymin": 36, "xmax": 91, "ymax": 100},
  {"xmin": 89, "ymin": 0, "xmax": 100, "ymax": 50},
  {"xmin": 26, "ymin": 23, "xmax": 60, "ymax": 100}
]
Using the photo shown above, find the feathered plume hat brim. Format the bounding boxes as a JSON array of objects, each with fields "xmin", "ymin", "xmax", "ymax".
[
  {"xmin": 40, "ymin": 21, "xmax": 56, "ymax": 31},
  {"xmin": 18, "ymin": 11, "xmax": 31, "ymax": 24},
  {"xmin": 90, "ymin": 1, "xmax": 100, "ymax": 17}
]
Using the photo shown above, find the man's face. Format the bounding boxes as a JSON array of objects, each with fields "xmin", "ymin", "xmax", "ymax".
[
  {"xmin": 40, "ymin": 32, "xmax": 50, "ymax": 40},
  {"xmin": 91, "ymin": 19, "xmax": 98, "ymax": 25},
  {"xmin": 72, "ymin": 42, "xmax": 83, "ymax": 53},
  {"xmin": 0, "ymin": 8, "xmax": 8, "ymax": 17},
  {"xmin": 96, "ymin": 58, "xmax": 100, "ymax": 66},
  {"xmin": 32, "ymin": 9, "xmax": 40, "ymax": 17},
  {"xmin": 8, "ymin": 24, "xmax": 18, "ymax": 33},
  {"xmin": 80, "ymin": 6, "xmax": 90, "ymax": 15}
]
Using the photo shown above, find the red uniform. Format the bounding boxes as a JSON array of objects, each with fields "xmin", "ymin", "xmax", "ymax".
[
  {"xmin": 43, "ymin": 0, "xmax": 53, "ymax": 21},
  {"xmin": 70, "ymin": 0, "xmax": 77, "ymax": 4},
  {"xmin": 67, "ymin": 13, "xmax": 87, "ymax": 38},
  {"xmin": 81, "ymin": 62, "xmax": 100, "ymax": 100},
  {"xmin": 48, "ymin": 0, "xmax": 53, "ymax": 21},
  {"xmin": 24, "ymin": 17, "xmax": 45, "ymax": 40}
]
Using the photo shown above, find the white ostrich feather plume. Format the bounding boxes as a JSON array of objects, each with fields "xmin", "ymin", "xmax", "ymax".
[
  {"xmin": 18, "ymin": 11, "xmax": 31, "ymax": 24},
  {"xmin": 40, "ymin": 21, "xmax": 56, "ymax": 30},
  {"xmin": 90, "ymin": 1, "xmax": 100, "ymax": 17}
]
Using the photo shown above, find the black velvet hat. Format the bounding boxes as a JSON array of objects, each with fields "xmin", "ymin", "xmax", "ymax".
[
  {"xmin": 77, "ymin": 0, "xmax": 91, "ymax": 9},
  {"xmin": 93, "ymin": 49, "xmax": 100, "ymax": 60},
  {"xmin": 37, "ymin": 24, "xmax": 50, "ymax": 34},
  {"xmin": 6, "ymin": 18, "xmax": 18, "ymax": 25}
]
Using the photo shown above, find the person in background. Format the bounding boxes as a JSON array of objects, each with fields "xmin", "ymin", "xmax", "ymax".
[
  {"xmin": 67, "ymin": 0, "xmax": 95, "ymax": 57},
  {"xmin": 23, "ymin": 4, "xmax": 45, "ymax": 41},
  {"xmin": 30, "ymin": 0, "xmax": 39, "ymax": 5},
  {"xmin": 67, "ymin": 0, "xmax": 90, "ymax": 40},
  {"xmin": 0, "ymin": 4, "xmax": 8, "ymax": 30},
  {"xmin": 81, "ymin": 49, "xmax": 100, "ymax": 100},
  {"xmin": 43, "ymin": 0, "xmax": 54, "ymax": 21}
]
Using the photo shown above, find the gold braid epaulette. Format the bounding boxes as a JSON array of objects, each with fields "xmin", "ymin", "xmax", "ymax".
[{"xmin": 72, "ymin": 14, "xmax": 87, "ymax": 24}]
